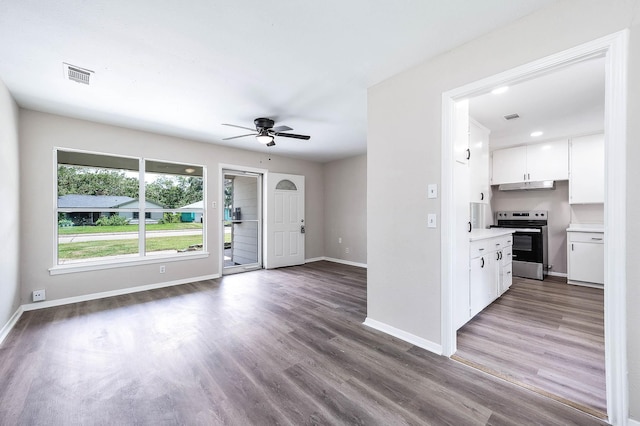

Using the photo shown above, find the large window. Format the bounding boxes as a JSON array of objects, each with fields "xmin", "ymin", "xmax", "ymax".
[{"xmin": 56, "ymin": 149, "xmax": 205, "ymax": 268}]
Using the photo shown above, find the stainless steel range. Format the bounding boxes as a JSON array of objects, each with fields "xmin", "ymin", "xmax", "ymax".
[{"xmin": 491, "ymin": 210, "xmax": 548, "ymax": 280}]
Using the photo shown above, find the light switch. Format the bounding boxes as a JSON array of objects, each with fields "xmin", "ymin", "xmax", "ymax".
[
  {"xmin": 428, "ymin": 214, "xmax": 437, "ymax": 228},
  {"xmin": 428, "ymin": 184, "xmax": 438, "ymax": 199}
]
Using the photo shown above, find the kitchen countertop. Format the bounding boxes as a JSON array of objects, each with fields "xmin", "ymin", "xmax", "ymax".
[
  {"xmin": 566, "ymin": 223, "xmax": 604, "ymax": 233},
  {"xmin": 469, "ymin": 228, "xmax": 514, "ymax": 242}
]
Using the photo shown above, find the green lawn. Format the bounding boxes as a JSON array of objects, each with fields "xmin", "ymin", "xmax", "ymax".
[
  {"xmin": 59, "ymin": 235, "xmax": 203, "ymax": 260},
  {"xmin": 58, "ymin": 223, "xmax": 203, "ymax": 235}
]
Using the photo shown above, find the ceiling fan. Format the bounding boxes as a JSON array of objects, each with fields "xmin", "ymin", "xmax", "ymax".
[{"xmin": 222, "ymin": 118, "xmax": 310, "ymax": 147}]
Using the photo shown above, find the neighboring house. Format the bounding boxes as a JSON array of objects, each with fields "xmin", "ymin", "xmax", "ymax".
[
  {"xmin": 116, "ymin": 199, "xmax": 165, "ymax": 223},
  {"xmin": 180, "ymin": 200, "xmax": 204, "ymax": 223},
  {"xmin": 57, "ymin": 194, "xmax": 164, "ymax": 224}
]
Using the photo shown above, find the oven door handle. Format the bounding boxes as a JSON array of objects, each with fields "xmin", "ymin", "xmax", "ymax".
[{"xmin": 512, "ymin": 254, "xmax": 518, "ymax": 258}]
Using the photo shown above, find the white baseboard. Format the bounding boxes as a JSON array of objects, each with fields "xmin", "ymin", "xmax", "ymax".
[
  {"xmin": 0, "ymin": 306, "xmax": 24, "ymax": 346},
  {"xmin": 306, "ymin": 256, "xmax": 367, "ymax": 269},
  {"xmin": 547, "ymin": 271, "xmax": 567, "ymax": 278},
  {"xmin": 363, "ymin": 317, "xmax": 442, "ymax": 355},
  {"xmin": 22, "ymin": 274, "xmax": 220, "ymax": 312},
  {"xmin": 628, "ymin": 418, "xmax": 640, "ymax": 426}
]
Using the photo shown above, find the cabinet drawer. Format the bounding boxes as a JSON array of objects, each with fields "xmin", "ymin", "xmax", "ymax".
[
  {"xmin": 470, "ymin": 240, "xmax": 491, "ymax": 259},
  {"xmin": 500, "ymin": 235, "xmax": 513, "ymax": 247},
  {"xmin": 568, "ymin": 232, "xmax": 604, "ymax": 244},
  {"xmin": 502, "ymin": 246, "xmax": 513, "ymax": 265}
]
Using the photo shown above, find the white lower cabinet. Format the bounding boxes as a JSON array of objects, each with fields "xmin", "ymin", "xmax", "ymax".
[
  {"xmin": 567, "ymin": 230, "xmax": 604, "ymax": 285},
  {"xmin": 469, "ymin": 254, "xmax": 496, "ymax": 317},
  {"xmin": 499, "ymin": 241, "xmax": 513, "ymax": 294},
  {"xmin": 466, "ymin": 233, "xmax": 513, "ymax": 323}
]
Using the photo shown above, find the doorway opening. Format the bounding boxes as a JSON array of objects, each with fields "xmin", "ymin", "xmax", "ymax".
[
  {"xmin": 441, "ymin": 31, "xmax": 627, "ymax": 424},
  {"xmin": 222, "ymin": 169, "xmax": 263, "ymax": 275}
]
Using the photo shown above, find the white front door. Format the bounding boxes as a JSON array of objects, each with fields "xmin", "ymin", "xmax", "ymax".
[{"xmin": 265, "ymin": 173, "xmax": 305, "ymax": 269}]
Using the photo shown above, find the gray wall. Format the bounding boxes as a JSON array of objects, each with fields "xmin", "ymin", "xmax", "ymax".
[
  {"xmin": 367, "ymin": 0, "xmax": 640, "ymax": 419},
  {"xmin": 0, "ymin": 78, "xmax": 20, "ymax": 331},
  {"xmin": 490, "ymin": 182, "xmax": 570, "ymax": 275},
  {"xmin": 19, "ymin": 109, "xmax": 324, "ymax": 303},
  {"xmin": 323, "ymin": 154, "xmax": 367, "ymax": 265}
]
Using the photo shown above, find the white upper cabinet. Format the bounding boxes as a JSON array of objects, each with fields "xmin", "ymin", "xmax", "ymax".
[
  {"xmin": 526, "ymin": 140, "xmax": 569, "ymax": 181},
  {"xmin": 491, "ymin": 146, "xmax": 527, "ymax": 184},
  {"xmin": 453, "ymin": 100, "xmax": 470, "ymax": 165},
  {"xmin": 569, "ymin": 133, "xmax": 604, "ymax": 204},
  {"xmin": 491, "ymin": 139, "xmax": 568, "ymax": 184},
  {"xmin": 468, "ymin": 119, "xmax": 490, "ymax": 203}
]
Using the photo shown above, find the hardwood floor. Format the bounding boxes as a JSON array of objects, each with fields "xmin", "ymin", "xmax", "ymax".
[
  {"xmin": 455, "ymin": 276, "xmax": 606, "ymax": 418},
  {"xmin": 0, "ymin": 262, "xmax": 606, "ymax": 425}
]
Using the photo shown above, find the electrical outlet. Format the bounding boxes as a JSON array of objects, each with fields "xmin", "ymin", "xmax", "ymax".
[
  {"xmin": 338, "ymin": 237, "xmax": 342, "ymax": 244},
  {"xmin": 160, "ymin": 265, "xmax": 166, "ymax": 274},
  {"xmin": 345, "ymin": 247, "xmax": 350, "ymax": 254},
  {"xmin": 428, "ymin": 214, "xmax": 437, "ymax": 228},
  {"xmin": 32, "ymin": 289, "xmax": 46, "ymax": 302}
]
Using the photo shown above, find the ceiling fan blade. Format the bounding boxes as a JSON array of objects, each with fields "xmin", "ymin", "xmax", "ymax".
[
  {"xmin": 222, "ymin": 133, "xmax": 256, "ymax": 140},
  {"xmin": 222, "ymin": 123, "xmax": 256, "ymax": 132},
  {"xmin": 271, "ymin": 125, "xmax": 293, "ymax": 132},
  {"xmin": 274, "ymin": 132, "xmax": 310, "ymax": 140}
]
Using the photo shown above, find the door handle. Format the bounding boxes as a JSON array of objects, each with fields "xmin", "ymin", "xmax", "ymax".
[{"xmin": 300, "ymin": 225, "xmax": 306, "ymax": 234}]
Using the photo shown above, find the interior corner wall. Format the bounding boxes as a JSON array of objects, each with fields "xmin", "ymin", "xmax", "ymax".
[
  {"xmin": 18, "ymin": 109, "xmax": 324, "ymax": 304},
  {"xmin": 367, "ymin": 0, "xmax": 640, "ymax": 419},
  {"xmin": 323, "ymin": 154, "xmax": 367, "ymax": 265},
  {"xmin": 0, "ymin": 78, "xmax": 20, "ymax": 331}
]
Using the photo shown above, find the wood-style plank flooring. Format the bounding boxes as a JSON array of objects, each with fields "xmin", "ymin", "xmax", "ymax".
[
  {"xmin": 455, "ymin": 276, "xmax": 606, "ymax": 418},
  {"xmin": 0, "ymin": 262, "xmax": 606, "ymax": 425}
]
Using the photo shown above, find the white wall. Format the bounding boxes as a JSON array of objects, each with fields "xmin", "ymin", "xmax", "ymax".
[
  {"xmin": 323, "ymin": 154, "xmax": 367, "ymax": 265},
  {"xmin": 0, "ymin": 78, "xmax": 20, "ymax": 333},
  {"xmin": 367, "ymin": 0, "xmax": 640, "ymax": 419},
  {"xmin": 19, "ymin": 109, "xmax": 324, "ymax": 303},
  {"xmin": 491, "ymin": 182, "xmax": 570, "ymax": 275}
]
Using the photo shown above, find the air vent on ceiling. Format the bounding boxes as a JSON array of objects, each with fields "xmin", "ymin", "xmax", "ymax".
[
  {"xmin": 503, "ymin": 113, "xmax": 520, "ymax": 121},
  {"xmin": 63, "ymin": 63, "xmax": 93, "ymax": 85}
]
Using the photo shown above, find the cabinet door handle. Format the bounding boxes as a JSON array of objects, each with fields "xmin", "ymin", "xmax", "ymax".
[
  {"xmin": 480, "ymin": 192, "xmax": 484, "ymax": 200},
  {"xmin": 466, "ymin": 148, "xmax": 471, "ymax": 160},
  {"xmin": 496, "ymin": 252, "xmax": 500, "ymax": 261},
  {"xmin": 500, "ymin": 252, "xmax": 503, "ymax": 260},
  {"xmin": 591, "ymin": 237, "xmax": 603, "ymax": 241},
  {"xmin": 468, "ymin": 222, "xmax": 472, "ymax": 233},
  {"xmin": 571, "ymin": 243, "xmax": 574, "ymax": 251},
  {"xmin": 481, "ymin": 257, "xmax": 485, "ymax": 268},
  {"xmin": 528, "ymin": 173, "xmax": 530, "ymax": 180},
  {"xmin": 524, "ymin": 173, "xmax": 526, "ymax": 180}
]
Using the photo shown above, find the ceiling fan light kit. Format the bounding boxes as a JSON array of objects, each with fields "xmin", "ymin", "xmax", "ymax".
[
  {"xmin": 256, "ymin": 129, "xmax": 274, "ymax": 145},
  {"xmin": 222, "ymin": 117, "xmax": 310, "ymax": 146}
]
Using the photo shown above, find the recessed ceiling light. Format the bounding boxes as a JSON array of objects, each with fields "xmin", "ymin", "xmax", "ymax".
[
  {"xmin": 185, "ymin": 168, "xmax": 195, "ymax": 174},
  {"xmin": 530, "ymin": 131, "xmax": 544, "ymax": 137},
  {"xmin": 491, "ymin": 86, "xmax": 509, "ymax": 95}
]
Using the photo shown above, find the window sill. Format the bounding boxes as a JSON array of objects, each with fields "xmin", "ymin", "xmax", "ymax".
[{"xmin": 49, "ymin": 252, "xmax": 209, "ymax": 275}]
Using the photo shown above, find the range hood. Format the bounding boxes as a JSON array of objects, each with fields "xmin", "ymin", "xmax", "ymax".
[{"xmin": 498, "ymin": 180, "xmax": 556, "ymax": 191}]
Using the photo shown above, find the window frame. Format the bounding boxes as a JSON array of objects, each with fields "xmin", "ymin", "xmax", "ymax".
[{"xmin": 51, "ymin": 148, "xmax": 207, "ymax": 275}]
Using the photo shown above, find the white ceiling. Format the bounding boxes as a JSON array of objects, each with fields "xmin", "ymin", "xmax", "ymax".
[
  {"xmin": 0, "ymin": 0, "xmax": 559, "ymax": 163},
  {"xmin": 470, "ymin": 56, "xmax": 605, "ymax": 150}
]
